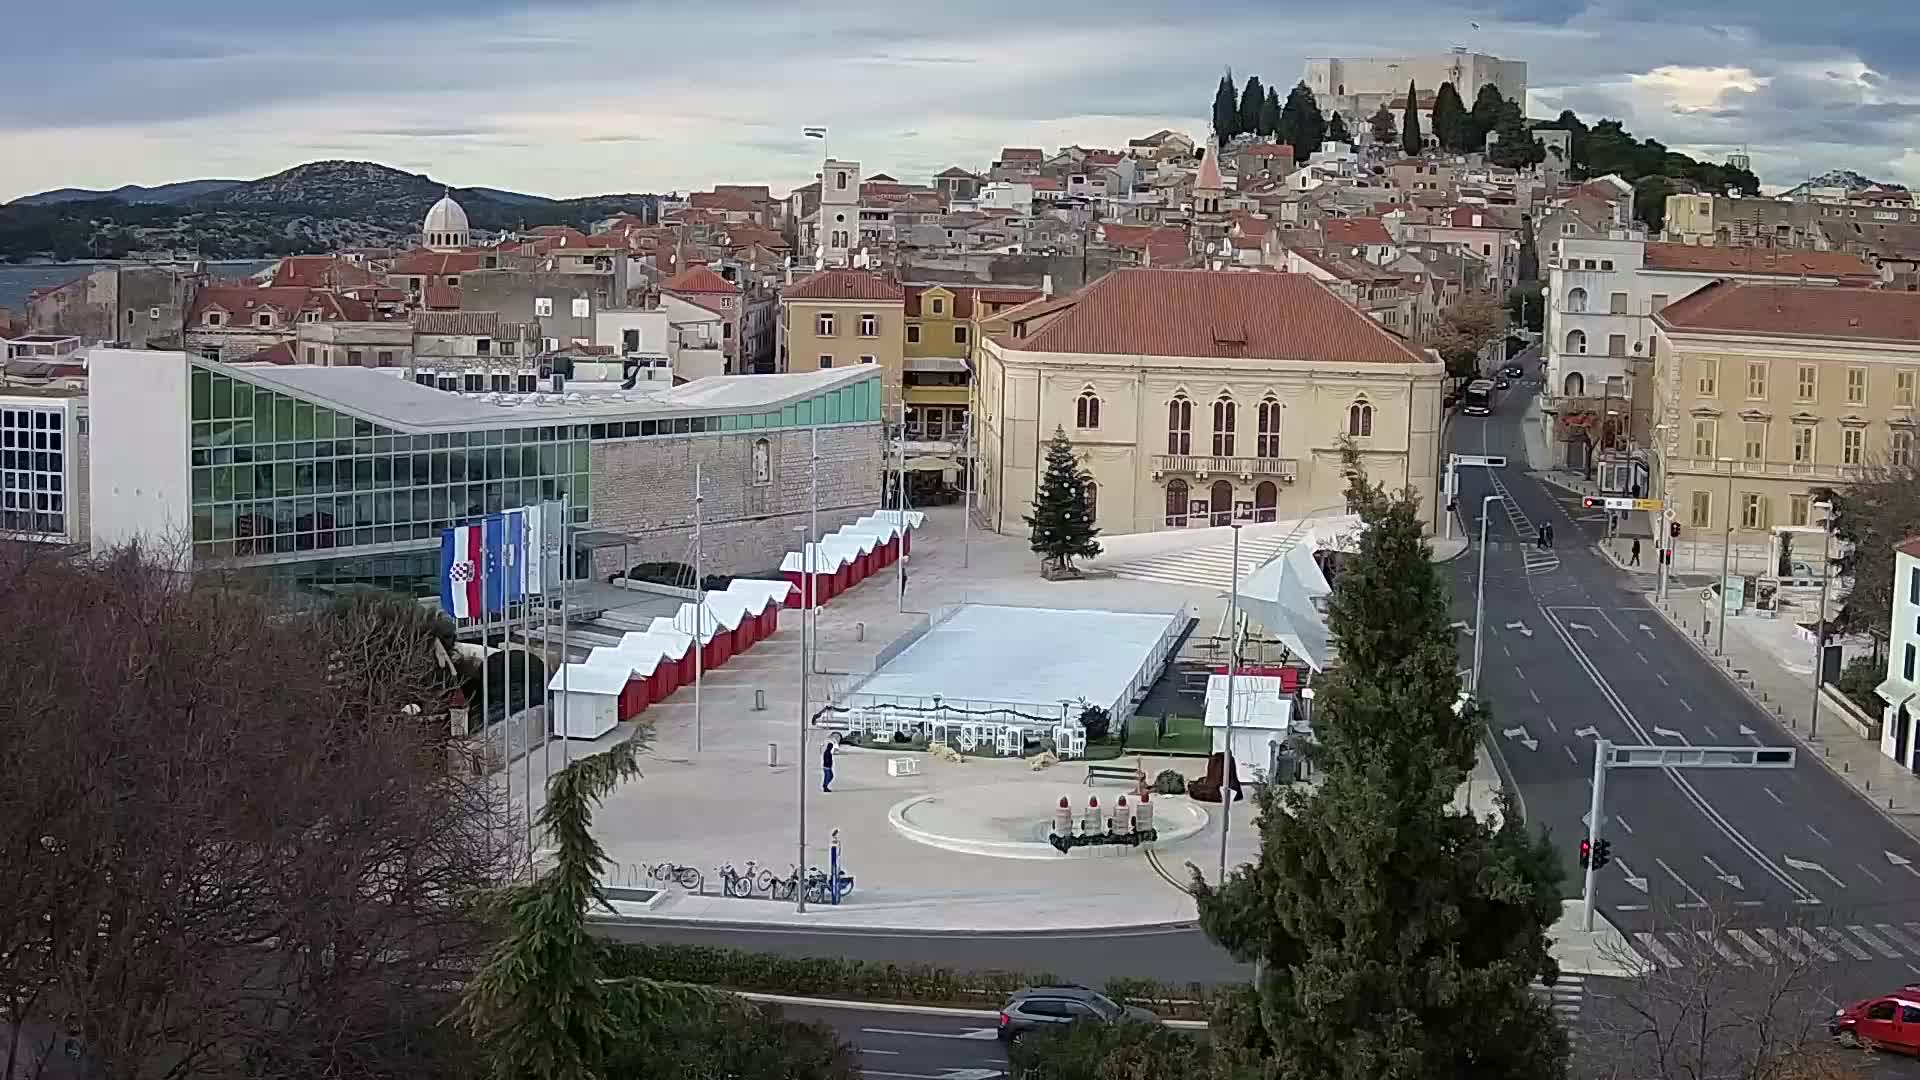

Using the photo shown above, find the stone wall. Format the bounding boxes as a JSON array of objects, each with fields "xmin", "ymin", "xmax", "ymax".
[{"xmin": 587, "ymin": 422, "xmax": 884, "ymax": 578}]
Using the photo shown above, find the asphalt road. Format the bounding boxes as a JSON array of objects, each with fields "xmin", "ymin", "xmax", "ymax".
[
  {"xmin": 769, "ymin": 1002, "xmax": 1009, "ymax": 1080},
  {"xmin": 1449, "ymin": 361, "xmax": 1920, "ymax": 1015}
]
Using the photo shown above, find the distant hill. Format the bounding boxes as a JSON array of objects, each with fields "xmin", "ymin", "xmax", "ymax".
[
  {"xmin": 0, "ymin": 161, "xmax": 658, "ymax": 262},
  {"xmin": 1781, "ymin": 170, "xmax": 1907, "ymax": 197},
  {"xmin": 9, "ymin": 179, "xmax": 244, "ymax": 207}
]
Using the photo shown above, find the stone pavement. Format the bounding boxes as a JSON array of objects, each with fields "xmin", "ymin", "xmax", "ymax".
[{"xmin": 1650, "ymin": 587, "xmax": 1920, "ymax": 841}]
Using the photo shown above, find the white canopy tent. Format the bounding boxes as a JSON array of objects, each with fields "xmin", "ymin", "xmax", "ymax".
[{"xmin": 1232, "ymin": 540, "xmax": 1337, "ymax": 672}]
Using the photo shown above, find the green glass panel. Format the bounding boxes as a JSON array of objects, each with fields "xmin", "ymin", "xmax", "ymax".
[
  {"xmin": 192, "ymin": 422, "xmax": 211, "ymax": 449},
  {"xmin": 782, "ymin": 404, "xmax": 798, "ymax": 427},
  {"xmin": 234, "ymin": 465, "xmax": 255, "ymax": 499},
  {"xmin": 231, "ymin": 382, "xmax": 252, "ymax": 423},
  {"xmin": 191, "ymin": 368, "xmax": 211, "ymax": 421},
  {"xmin": 275, "ymin": 396, "xmax": 296, "ymax": 440},
  {"xmin": 192, "ymin": 468, "xmax": 211, "ymax": 503},
  {"xmin": 275, "ymin": 463, "xmax": 295, "ymax": 497},
  {"xmin": 570, "ymin": 442, "xmax": 588, "ymax": 471},
  {"xmin": 314, "ymin": 408, "xmax": 336, "ymax": 439},
  {"xmin": 211, "ymin": 374, "xmax": 232, "ymax": 420},
  {"xmin": 212, "ymin": 467, "xmax": 234, "ymax": 502}
]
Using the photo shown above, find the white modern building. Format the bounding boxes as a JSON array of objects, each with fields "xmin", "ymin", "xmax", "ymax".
[{"xmin": 1881, "ymin": 537, "xmax": 1920, "ymax": 773}]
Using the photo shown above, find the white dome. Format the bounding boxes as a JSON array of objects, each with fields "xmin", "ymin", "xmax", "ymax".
[{"xmin": 424, "ymin": 194, "xmax": 470, "ymax": 236}]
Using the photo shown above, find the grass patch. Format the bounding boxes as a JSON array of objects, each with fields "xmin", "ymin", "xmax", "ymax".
[{"xmin": 1123, "ymin": 714, "xmax": 1212, "ymax": 756}]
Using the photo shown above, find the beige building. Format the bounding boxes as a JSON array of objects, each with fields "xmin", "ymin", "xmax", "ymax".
[
  {"xmin": 975, "ymin": 269, "xmax": 1446, "ymax": 537},
  {"xmin": 777, "ymin": 270, "xmax": 907, "ymax": 406},
  {"xmin": 1652, "ymin": 281, "xmax": 1920, "ymax": 553}
]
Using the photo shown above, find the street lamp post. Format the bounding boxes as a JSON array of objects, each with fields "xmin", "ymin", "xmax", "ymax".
[
  {"xmin": 1717, "ymin": 457, "xmax": 1735, "ymax": 656},
  {"xmin": 1471, "ymin": 494, "xmax": 1504, "ymax": 694},
  {"xmin": 1218, "ymin": 522, "xmax": 1243, "ymax": 886},
  {"xmin": 794, "ymin": 523, "xmax": 812, "ymax": 913},
  {"xmin": 1810, "ymin": 501, "xmax": 1835, "ymax": 737}
]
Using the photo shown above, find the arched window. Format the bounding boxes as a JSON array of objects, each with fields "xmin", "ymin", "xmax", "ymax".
[
  {"xmin": 1563, "ymin": 372, "xmax": 1586, "ymax": 396},
  {"xmin": 1083, "ymin": 479, "xmax": 1098, "ymax": 524},
  {"xmin": 1566, "ymin": 287, "xmax": 1588, "ymax": 313},
  {"xmin": 1256, "ymin": 396, "xmax": 1281, "ymax": 458},
  {"xmin": 1076, "ymin": 390, "xmax": 1101, "ymax": 430},
  {"xmin": 1210, "ymin": 480, "xmax": 1234, "ymax": 526},
  {"xmin": 1212, "ymin": 395, "xmax": 1236, "ymax": 456},
  {"xmin": 1254, "ymin": 481, "xmax": 1278, "ymax": 523},
  {"xmin": 1165, "ymin": 479, "xmax": 1189, "ymax": 527},
  {"xmin": 1566, "ymin": 328, "xmax": 1587, "ymax": 354},
  {"xmin": 1167, "ymin": 396, "xmax": 1192, "ymax": 455},
  {"xmin": 1347, "ymin": 400, "xmax": 1374, "ymax": 437}
]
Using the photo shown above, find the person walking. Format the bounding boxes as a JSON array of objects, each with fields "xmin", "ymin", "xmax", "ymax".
[
  {"xmin": 1630, "ymin": 538, "xmax": 1642, "ymax": 566},
  {"xmin": 1544, "ymin": 522, "xmax": 1555, "ymax": 549},
  {"xmin": 821, "ymin": 738, "xmax": 835, "ymax": 793},
  {"xmin": 1536, "ymin": 524, "xmax": 1547, "ymax": 550}
]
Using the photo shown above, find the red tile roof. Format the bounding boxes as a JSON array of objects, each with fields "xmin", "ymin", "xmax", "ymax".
[
  {"xmin": 1443, "ymin": 206, "xmax": 1518, "ymax": 230},
  {"xmin": 1655, "ymin": 280, "xmax": 1920, "ymax": 343},
  {"xmin": 1001, "ymin": 269, "xmax": 1430, "ymax": 363},
  {"xmin": 1085, "ymin": 151, "xmax": 1124, "ymax": 166},
  {"xmin": 1242, "ymin": 143, "xmax": 1296, "ymax": 160},
  {"xmin": 782, "ymin": 269, "xmax": 905, "ymax": 302},
  {"xmin": 189, "ymin": 286, "xmax": 371, "ymax": 324},
  {"xmin": 1896, "ymin": 536, "xmax": 1920, "ymax": 560},
  {"xmin": 249, "ymin": 341, "xmax": 298, "ymax": 365},
  {"xmin": 690, "ymin": 190, "xmax": 763, "ymax": 214},
  {"xmin": 1641, "ymin": 242, "xmax": 1876, "ymax": 279},
  {"xmin": 423, "ymin": 284, "xmax": 462, "ymax": 310},
  {"xmin": 1324, "ymin": 217, "xmax": 1393, "ymax": 247},
  {"xmin": 661, "ymin": 264, "xmax": 739, "ymax": 295},
  {"xmin": 269, "ymin": 255, "xmax": 381, "ymax": 290},
  {"xmin": 388, "ymin": 248, "xmax": 489, "ymax": 276},
  {"xmin": 998, "ymin": 148, "xmax": 1044, "ymax": 162},
  {"xmin": 1096, "ymin": 223, "xmax": 1187, "ymax": 251}
]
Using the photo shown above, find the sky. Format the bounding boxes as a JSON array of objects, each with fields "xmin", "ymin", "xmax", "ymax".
[{"xmin": 4, "ymin": 0, "xmax": 1918, "ymax": 203}]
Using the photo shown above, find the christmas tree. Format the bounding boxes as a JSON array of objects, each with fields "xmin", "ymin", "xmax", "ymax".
[{"xmin": 1024, "ymin": 427, "xmax": 1102, "ymax": 575}]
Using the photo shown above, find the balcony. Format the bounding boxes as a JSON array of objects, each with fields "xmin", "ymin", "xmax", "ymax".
[{"xmin": 1151, "ymin": 454, "xmax": 1299, "ymax": 482}]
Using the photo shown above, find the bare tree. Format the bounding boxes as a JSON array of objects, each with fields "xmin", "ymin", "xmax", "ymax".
[
  {"xmin": 0, "ymin": 543, "xmax": 501, "ymax": 1080},
  {"xmin": 1586, "ymin": 902, "xmax": 1864, "ymax": 1080}
]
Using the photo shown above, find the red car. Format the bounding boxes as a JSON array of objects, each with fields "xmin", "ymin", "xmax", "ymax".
[{"xmin": 1831, "ymin": 987, "xmax": 1920, "ymax": 1053}]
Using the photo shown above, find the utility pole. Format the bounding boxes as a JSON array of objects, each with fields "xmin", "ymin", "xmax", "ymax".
[
  {"xmin": 1218, "ymin": 522, "xmax": 1242, "ymax": 886},
  {"xmin": 1810, "ymin": 501, "xmax": 1835, "ymax": 737},
  {"xmin": 1717, "ymin": 457, "xmax": 1735, "ymax": 655},
  {"xmin": 962, "ymin": 414, "xmax": 973, "ymax": 569},
  {"xmin": 693, "ymin": 463, "xmax": 704, "ymax": 753}
]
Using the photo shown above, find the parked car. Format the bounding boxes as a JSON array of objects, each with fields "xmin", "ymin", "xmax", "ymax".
[
  {"xmin": 1832, "ymin": 988, "xmax": 1920, "ymax": 1052},
  {"xmin": 997, "ymin": 986, "xmax": 1158, "ymax": 1043}
]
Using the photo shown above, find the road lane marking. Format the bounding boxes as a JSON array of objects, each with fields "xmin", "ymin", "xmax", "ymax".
[
  {"xmin": 1545, "ymin": 715, "xmax": 1559, "ymax": 733},
  {"xmin": 1656, "ymin": 672, "xmax": 1668, "ymax": 685},
  {"xmin": 1633, "ymin": 932, "xmax": 1680, "ymax": 968},
  {"xmin": 1765, "ymin": 786, "xmax": 1784, "ymax": 805},
  {"xmin": 1529, "ymin": 687, "xmax": 1541, "ymax": 703},
  {"xmin": 1859, "ymin": 863, "xmax": 1888, "ymax": 886},
  {"xmin": 1808, "ymin": 825, "xmax": 1832, "ymax": 846},
  {"xmin": 1699, "ymin": 930, "xmax": 1748, "ymax": 966},
  {"xmin": 1700, "ymin": 725, "xmax": 1717, "ymax": 740},
  {"xmin": 1879, "ymin": 924, "xmax": 1920, "ymax": 954},
  {"xmin": 1565, "ymin": 745, "xmax": 1578, "ymax": 764},
  {"xmin": 1787, "ymin": 927, "xmax": 1840, "ymax": 962},
  {"xmin": 1848, "ymin": 925, "xmax": 1902, "ymax": 959},
  {"xmin": 1515, "ymin": 667, "xmax": 1527, "ymax": 681},
  {"xmin": 1728, "ymin": 930, "xmax": 1773, "ymax": 962},
  {"xmin": 1677, "ymin": 698, "xmax": 1693, "ymax": 712},
  {"xmin": 1502, "ymin": 644, "xmax": 1511, "ymax": 657},
  {"xmin": 862, "ymin": 1028, "xmax": 1001, "ymax": 1042},
  {"xmin": 1636, "ymin": 651, "xmax": 1649, "ymax": 664},
  {"xmin": 1757, "ymin": 928, "xmax": 1806, "ymax": 962},
  {"xmin": 1820, "ymin": 927, "xmax": 1873, "ymax": 961},
  {"xmin": 1656, "ymin": 857, "xmax": 1708, "ymax": 907},
  {"xmin": 1615, "ymin": 815, "xmax": 1633, "ymax": 835},
  {"xmin": 861, "ymin": 1049, "xmax": 903, "ymax": 1056}
]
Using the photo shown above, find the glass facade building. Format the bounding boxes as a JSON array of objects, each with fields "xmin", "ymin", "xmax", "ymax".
[{"xmin": 0, "ymin": 400, "xmax": 72, "ymax": 541}]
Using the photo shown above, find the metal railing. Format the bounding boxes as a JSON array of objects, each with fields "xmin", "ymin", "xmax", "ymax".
[{"xmin": 1152, "ymin": 454, "xmax": 1299, "ymax": 480}]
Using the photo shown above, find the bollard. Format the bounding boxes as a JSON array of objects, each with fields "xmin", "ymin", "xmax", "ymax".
[
  {"xmin": 1082, "ymin": 796, "xmax": 1101, "ymax": 836},
  {"xmin": 767, "ymin": 742, "xmax": 779, "ymax": 767},
  {"xmin": 1116, "ymin": 794, "xmax": 1130, "ymax": 833},
  {"xmin": 1054, "ymin": 796, "xmax": 1073, "ymax": 840},
  {"xmin": 1137, "ymin": 791, "xmax": 1154, "ymax": 834},
  {"xmin": 754, "ymin": 688, "xmax": 767, "ymax": 711},
  {"xmin": 856, "ymin": 622, "xmax": 866, "ymax": 642},
  {"xmin": 1843, "ymin": 760, "xmax": 1849, "ymax": 772}
]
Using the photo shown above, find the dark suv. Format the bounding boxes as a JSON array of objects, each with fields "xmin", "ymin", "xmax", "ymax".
[{"xmin": 997, "ymin": 986, "xmax": 1158, "ymax": 1042}]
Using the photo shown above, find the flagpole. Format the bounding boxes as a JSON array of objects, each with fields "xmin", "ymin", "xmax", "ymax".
[
  {"xmin": 478, "ymin": 537, "xmax": 496, "ymax": 862},
  {"xmin": 560, "ymin": 493, "xmax": 572, "ymax": 771},
  {"xmin": 809, "ymin": 425, "xmax": 819, "ymax": 674},
  {"xmin": 896, "ymin": 401, "xmax": 907, "ymax": 611},
  {"xmin": 693, "ymin": 463, "xmax": 705, "ymax": 754},
  {"xmin": 519, "ymin": 511, "xmax": 532, "ymax": 876},
  {"xmin": 539, "ymin": 501, "xmax": 553, "ymax": 839}
]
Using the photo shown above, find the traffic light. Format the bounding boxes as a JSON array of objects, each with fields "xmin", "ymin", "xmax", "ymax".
[
  {"xmin": 1582, "ymin": 496, "xmax": 1599, "ymax": 510},
  {"xmin": 1579, "ymin": 838, "xmax": 1591, "ymax": 868},
  {"xmin": 1670, "ymin": 521, "xmax": 1681, "ymax": 539},
  {"xmin": 1593, "ymin": 839, "xmax": 1612, "ymax": 871}
]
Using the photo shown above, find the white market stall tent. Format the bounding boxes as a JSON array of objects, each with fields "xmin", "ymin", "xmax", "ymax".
[{"xmin": 548, "ymin": 662, "xmax": 629, "ymax": 739}]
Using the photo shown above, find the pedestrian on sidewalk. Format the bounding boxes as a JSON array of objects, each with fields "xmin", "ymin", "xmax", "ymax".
[
  {"xmin": 1630, "ymin": 539, "xmax": 1642, "ymax": 566},
  {"xmin": 900, "ymin": 557, "xmax": 909, "ymax": 601},
  {"xmin": 821, "ymin": 738, "xmax": 835, "ymax": 793},
  {"xmin": 1536, "ymin": 524, "xmax": 1547, "ymax": 549},
  {"xmin": 1544, "ymin": 522, "xmax": 1555, "ymax": 548}
]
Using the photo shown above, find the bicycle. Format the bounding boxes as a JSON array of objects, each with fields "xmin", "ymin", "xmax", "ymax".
[
  {"xmin": 648, "ymin": 862, "xmax": 704, "ymax": 892},
  {"xmin": 802, "ymin": 866, "xmax": 856, "ymax": 904},
  {"xmin": 718, "ymin": 860, "xmax": 768, "ymax": 898}
]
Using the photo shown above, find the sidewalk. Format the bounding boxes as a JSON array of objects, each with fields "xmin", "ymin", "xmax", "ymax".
[
  {"xmin": 1519, "ymin": 396, "xmax": 1598, "ymax": 499},
  {"xmin": 1650, "ymin": 588, "xmax": 1920, "ymax": 839}
]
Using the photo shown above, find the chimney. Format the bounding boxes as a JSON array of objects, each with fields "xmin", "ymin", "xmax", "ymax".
[{"xmin": 1042, "ymin": 273, "xmax": 1054, "ymax": 298}]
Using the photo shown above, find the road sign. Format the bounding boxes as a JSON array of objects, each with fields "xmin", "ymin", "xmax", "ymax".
[
  {"xmin": 1451, "ymin": 454, "xmax": 1507, "ymax": 468},
  {"xmin": 1582, "ymin": 496, "xmax": 1663, "ymax": 512}
]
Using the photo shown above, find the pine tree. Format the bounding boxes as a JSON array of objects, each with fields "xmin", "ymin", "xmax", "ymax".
[
  {"xmin": 1488, "ymin": 100, "xmax": 1546, "ymax": 169},
  {"xmin": 1194, "ymin": 465, "xmax": 1569, "ymax": 1080},
  {"xmin": 1401, "ymin": 80, "xmax": 1424, "ymax": 156},
  {"xmin": 1260, "ymin": 86, "xmax": 1281, "ymax": 138},
  {"xmin": 1024, "ymin": 427, "xmax": 1101, "ymax": 576},
  {"xmin": 1469, "ymin": 83, "xmax": 1508, "ymax": 149},
  {"xmin": 1325, "ymin": 111, "xmax": 1351, "ymax": 147},
  {"xmin": 1213, "ymin": 73, "xmax": 1239, "ymax": 147},
  {"xmin": 1368, "ymin": 103, "xmax": 1398, "ymax": 146},
  {"xmin": 1431, "ymin": 81, "xmax": 1469, "ymax": 152},
  {"xmin": 1276, "ymin": 81, "xmax": 1326, "ymax": 163},
  {"xmin": 1238, "ymin": 76, "xmax": 1266, "ymax": 141}
]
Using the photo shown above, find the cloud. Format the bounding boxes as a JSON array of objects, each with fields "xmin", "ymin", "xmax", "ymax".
[{"xmin": 4, "ymin": 0, "xmax": 1919, "ymax": 200}]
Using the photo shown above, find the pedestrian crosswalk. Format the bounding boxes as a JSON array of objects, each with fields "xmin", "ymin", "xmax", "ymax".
[
  {"xmin": 1624, "ymin": 922, "xmax": 1920, "ymax": 970},
  {"xmin": 1534, "ymin": 974, "xmax": 1584, "ymax": 1019},
  {"xmin": 1486, "ymin": 469, "xmax": 1559, "ymax": 576},
  {"xmin": 1106, "ymin": 530, "xmax": 1309, "ymax": 590}
]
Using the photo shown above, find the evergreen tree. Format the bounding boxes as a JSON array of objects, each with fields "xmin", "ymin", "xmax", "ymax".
[
  {"xmin": 1193, "ymin": 464, "xmax": 1569, "ymax": 1080},
  {"xmin": 1024, "ymin": 427, "xmax": 1101, "ymax": 575},
  {"xmin": 1325, "ymin": 111, "xmax": 1351, "ymax": 146},
  {"xmin": 1276, "ymin": 81, "xmax": 1327, "ymax": 162},
  {"xmin": 1488, "ymin": 100, "xmax": 1545, "ymax": 170},
  {"xmin": 1515, "ymin": 214, "xmax": 1541, "ymax": 282},
  {"xmin": 1238, "ymin": 76, "xmax": 1266, "ymax": 140},
  {"xmin": 1469, "ymin": 83, "xmax": 1508, "ymax": 148},
  {"xmin": 1368, "ymin": 103, "xmax": 1398, "ymax": 146},
  {"xmin": 1260, "ymin": 86, "xmax": 1281, "ymax": 139},
  {"xmin": 1213, "ymin": 73, "xmax": 1239, "ymax": 146},
  {"xmin": 1431, "ymin": 81, "xmax": 1470, "ymax": 152},
  {"xmin": 1401, "ymin": 80, "xmax": 1424, "ymax": 156}
]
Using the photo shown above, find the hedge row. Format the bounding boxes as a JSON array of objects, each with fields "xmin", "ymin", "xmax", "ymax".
[{"xmin": 603, "ymin": 942, "xmax": 1222, "ymax": 1020}]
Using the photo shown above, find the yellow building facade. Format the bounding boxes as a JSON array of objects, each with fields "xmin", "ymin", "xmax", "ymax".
[{"xmin": 777, "ymin": 270, "xmax": 906, "ymax": 406}]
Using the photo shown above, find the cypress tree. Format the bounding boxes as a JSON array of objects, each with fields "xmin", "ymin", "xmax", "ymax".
[
  {"xmin": 1470, "ymin": 83, "xmax": 1508, "ymax": 148},
  {"xmin": 1213, "ymin": 73, "xmax": 1239, "ymax": 146},
  {"xmin": 1260, "ymin": 86, "xmax": 1281, "ymax": 138},
  {"xmin": 1277, "ymin": 81, "xmax": 1326, "ymax": 162},
  {"xmin": 1238, "ymin": 76, "xmax": 1266, "ymax": 141},
  {"xmin": 1368, "ymin": 103, "xmax": 1398, "ymax": 147},
  {"xmin": 1024, "ymin": 427, "xmax": 1101, "ymax": 576},
  {"xmin": 1401, "ymin": 80, "xmax": 1424, "ymax": 156},
  {"xmin": 1432, "ymin": 81, "xmax": 1469, "ymax": 152},
  {"xmin": 1326, "ymin": 111, "xmax": 1351, "ymax": 147},
  {"xmin": 1194, "ymin": 465, "xmax": 1569, "ymax": 1080}
]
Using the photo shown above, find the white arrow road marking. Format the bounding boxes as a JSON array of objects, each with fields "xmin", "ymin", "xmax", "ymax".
[
  {"xmin": 1506, "ymin": 620, "xmax": 1534, "ymax": 638},
  {"xmin": 1616, "ymin": 859, "xmax": 1650, "ymax": 893},
  {"xmin": 1657, "ymin": 857, "xmax": 1709, "ymax": 907},
  {"xmin": 1503, "ymin": 726, "xmax": 1539, "ymax": 751},
  {"xmin": 1653, "ymin": 726, "xmax": 1687, "ymax": 740},
  {"xmin": 1886, "ymin": 851, "xmax": 1920, "ymax": 877},
  {"xmin": 1573, "ymin": 726, "xmax": 1599, "ymax": 739},
  {"xmin": 862, "ymin": 1029, "xmax": 1001, "ymax": 1042},
  {"xmin": 1451, "ymin": 620, "xmax": 1474, "ymax": 635},
  {"xmin": 1702, "ymin": 854, "xmax": 1745, "ymax": 891},
  {"xmin": 1638, "ymin": 623, "xmax": 1656, "ymax": 637},
  {"xmin": 1783, "ymin": 856, "xmax": 1847, "ymax": 890},
  {"xmin": 1568, "ymin": 621, "xmax": 1596, "ymax": 635},
  {"xmin": 1738, "ymin": 724, "xmax": 1757, "ymax": 736}
]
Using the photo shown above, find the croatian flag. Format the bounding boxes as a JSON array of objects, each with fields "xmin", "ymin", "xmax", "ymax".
[{"xmin": 440, "ymin": 524, "xmax": 484, "ymax": 619}]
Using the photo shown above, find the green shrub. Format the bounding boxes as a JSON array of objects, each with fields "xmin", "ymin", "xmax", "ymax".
[
  {"xmin": 1835, "ymin": 654, "xmax": 1887, "ymax": 716},
  {"xmin": 1006, "ymin": 1015, "xmax": 1209, "ymax": 1080},
  {"xmin": 1077, "ymin": 704, "xmax": 1111, "ymax": 741},
  {"xmin": 1152, "ymin": 769, "xmax": 1187, "ymax": 795}
]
